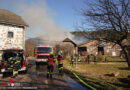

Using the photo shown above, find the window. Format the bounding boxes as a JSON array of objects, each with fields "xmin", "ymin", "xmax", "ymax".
[
  {"xmin": 37, "ymin": 47, "xmax": 51, "ymax": 53},
  {"xmin": 8, "ymin": 31, "xmax": 13, "ymax": 38}
]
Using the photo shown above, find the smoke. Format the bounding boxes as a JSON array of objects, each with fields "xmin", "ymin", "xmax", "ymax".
[
  {"xmin": 20, "ymin": 1, "xmax": 72, "ymax": 41},
  {"xmin": 0, "ymin": 0, "xmax": 88, "ymax": 45},
  {"xmin": 0, "ymin": 0, "xmax": 71, "ymax": 43},
  {"xmin": 72, "ymin": 35, "xmax": 89, "ymax": 45}
]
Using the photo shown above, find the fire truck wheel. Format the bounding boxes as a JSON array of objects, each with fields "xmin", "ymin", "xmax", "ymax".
[
  {"xmin": 0, "ymin": 70, "xmax": 2, "ymax": 74},
  {"xmin": 22, "ymin": 70, "xmax": 27, "ymax": 74},
  {"xmin": 36, "ymin": 62, "xmax": 39, "ymax": 66},
  {"xmin": 1, "ymin": 72, "xmax": 6, "ymax": 78}
]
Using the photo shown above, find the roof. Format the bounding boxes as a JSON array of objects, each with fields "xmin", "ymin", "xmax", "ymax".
[
  {"xmin": 0, "ymin": 9, "xmax": 28, "ymax": 27},
  {"xmin": 63, "ymin": 38, "xmax": 73, "ymax": 42},
  {"xmin": 78, "ymin": 40, "xmax": 97, "ymax": 47},
  {"xmin": 62, "ymin": 38, "xmax": 77, "ymax": 47}
]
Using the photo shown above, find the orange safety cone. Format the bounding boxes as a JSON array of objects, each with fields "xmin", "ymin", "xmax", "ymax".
[{"xmin": 9, "ymin": 78, "xmax": 14, "ymax": 87}]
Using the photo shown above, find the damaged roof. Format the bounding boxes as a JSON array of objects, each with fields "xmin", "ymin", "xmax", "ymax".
[
  {"xmin": 78, "ymin": 40, "xmax": 97, "ymax": 47},
  {"xmin": 63, "ymin": 38, "xmax": 77, "ymax": 47},
  {"xmin": 0, "ymin": 9, "xmax": 28, "ymax": 27}
]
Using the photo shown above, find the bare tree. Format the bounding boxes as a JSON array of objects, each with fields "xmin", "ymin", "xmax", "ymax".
[{"xmin": 80, "ymin": 0, "xmax": 130, "ymax": 69}]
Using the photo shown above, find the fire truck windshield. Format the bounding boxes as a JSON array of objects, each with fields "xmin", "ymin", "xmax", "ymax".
[{"xmin": 37, "ymin": 47, "xmax": 51, "ymax": 53}]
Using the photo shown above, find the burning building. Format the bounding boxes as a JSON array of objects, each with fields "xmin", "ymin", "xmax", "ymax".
[{"xmin": 58, "ymin": 38, "xmax": 77, "ymax": 58}]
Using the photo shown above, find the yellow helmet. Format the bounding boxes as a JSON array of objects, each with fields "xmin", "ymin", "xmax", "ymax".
[{"xmin": 50, "ymin": 52, "xmax": 53, "ymax": 55}]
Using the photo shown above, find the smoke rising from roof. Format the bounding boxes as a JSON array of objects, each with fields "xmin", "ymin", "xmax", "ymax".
[
  {"xmin": 0, "ymin": 0, "xmax": 71, "ymax": 43},
  {"xmin": 0, "ymin": 0, "xmax": 88, "ymax": 45},
  {"xmin": 18, "ymin": 0, "xmax": 72, "ymax": 42}
]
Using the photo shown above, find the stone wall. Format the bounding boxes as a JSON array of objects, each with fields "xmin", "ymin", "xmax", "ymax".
[
  {"xmin": 79, "ymin": 41, "xmax": 122, "ymax": 56},
  {"xmin": 0, "ymin": 24, "xmax": 25, "ymax": 50},
  {"xmin": 104, "ymin": 44, "xmax": 121, "ymax": 56}
]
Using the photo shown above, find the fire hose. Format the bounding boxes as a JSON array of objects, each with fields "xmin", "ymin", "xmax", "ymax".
[
  {"xmin": 72, "ymin": 71, "xmax": 97, "ymax": 90},
  {"xmin": 71, "ymin": 70, "xmax": 119, "ymax": 90}
]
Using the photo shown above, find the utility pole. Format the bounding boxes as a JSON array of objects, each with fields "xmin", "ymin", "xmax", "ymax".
[{"xmin": 75, "ymin": 47, "xmax": 78, "ymax": 68}]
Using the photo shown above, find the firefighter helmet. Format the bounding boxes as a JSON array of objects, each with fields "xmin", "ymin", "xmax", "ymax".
[{"xmin": 50, "ymin": 52, "xmax": 53, "ymax": 55}]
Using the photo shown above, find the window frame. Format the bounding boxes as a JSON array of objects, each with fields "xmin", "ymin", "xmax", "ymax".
[{"xmin": 8, "ymin": 31, "xmax": 14, "ymax": 38}]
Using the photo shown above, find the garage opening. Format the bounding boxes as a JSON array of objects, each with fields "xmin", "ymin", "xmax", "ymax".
[
  {"xmin": 98, "ymin": 46, "xmax": 104, "ymax": 55},
  {"xmin": 78, "ymin": 47, "xmax": 87, "ymax": 56}
]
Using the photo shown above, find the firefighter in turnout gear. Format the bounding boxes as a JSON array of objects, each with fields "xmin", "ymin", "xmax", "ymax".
[
  {"xmin": 8, "ymin": 57, "xmax": 15, "ymax": 69},
  {"xmin": 12, "ymin": 54, "xmax": 21, "ymax": 78},
  {"xmin": 47, "ymin": 52, "xmax": 55, "ymax": 78},
  {"xmin": 57, "ymin": 54, "xmax": 63, "ymax": 74}
]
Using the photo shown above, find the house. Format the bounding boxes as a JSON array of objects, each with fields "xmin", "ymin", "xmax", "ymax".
[
  {"xmin": 0, "ymin": 9, "xmax": 28, "ymax": 50},
  {"xmin": 78, "ymin": 40, "xmax": 122, "ymax": 56},
  {"xmin": 58, "ymin": 38, "xmax": 77, "ymax": 58}
]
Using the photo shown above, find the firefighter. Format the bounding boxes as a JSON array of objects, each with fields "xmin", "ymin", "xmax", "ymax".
[
  {"xmin": 8, "ymin": 57, "xmax": 15, "ymax": 69},
  {"xmin": 71, "ymin": 55, "xmax": 74, "ymax": 66},
  {"xmin": 87, "ymin": 54, "xmax": 90, "ymax": 64},
  {"xmin": 57, "ymin": 54, "xmax": 63, "ymax": 74},
  {"xmin": 47, "ymin": 52, "xmax": 55, "ymax": 78},
  {"xmin": 93, "ymin": 55, "xmax": 97, "ymax": 64},
  {"xmin": 12, "ymin": 54, "xmax": 20, "ymax": 78},
  {"xmin": 8, "ymin": 56, "xmax": 15, "ymax": 77}
]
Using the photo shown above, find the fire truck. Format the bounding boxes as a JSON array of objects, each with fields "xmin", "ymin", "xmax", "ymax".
[
  {"xmin": 0, "ymin": 49, "xmax": 27, "ymax": 76},
  {"xmin": 35, "ymin": 45, "xmax": 53, "ymax": 65}
]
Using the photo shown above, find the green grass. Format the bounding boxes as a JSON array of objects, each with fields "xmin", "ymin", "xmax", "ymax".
[
  {"xmin": 64, "ymin": 58, "xmax": 130, "ymax": 89},
  {"xmin": 103, "ymin": 56, "xmax": 126, "ymax": 62}
]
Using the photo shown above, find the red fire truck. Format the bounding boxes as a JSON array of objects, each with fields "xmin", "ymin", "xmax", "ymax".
[
  {"xmin": 35, "ymin": 45, "xmax": 53, "ymax": 65},
  {"xmin": 0, "ymin": 49, "xmax": 27, "ymax": 76}
]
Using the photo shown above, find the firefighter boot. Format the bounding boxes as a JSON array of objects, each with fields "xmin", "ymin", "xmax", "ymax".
[
  {"xmin": 12, "ymin": 70, "xmax": 18, "ymax": 78},
  {"xmin": 59, "ymin": 67, "xmax": 63, "ymax": 74},
  {"xmin": 47, "ymin": 72, "xmax": 49, "ymax": 78},
  {"xmin": 50, "ymin": 74, "xmax": 52, "ymax": 79}
]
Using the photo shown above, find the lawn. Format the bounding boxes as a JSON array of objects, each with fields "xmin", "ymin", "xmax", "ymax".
[{"xmin": 64, "ymin": 58, "xmax": 130, "ymax": 89}]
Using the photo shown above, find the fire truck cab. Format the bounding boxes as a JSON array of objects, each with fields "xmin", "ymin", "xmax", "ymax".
[{"xmin": 35, "ymin": 45, "xmax": 53, "ymax": 64}]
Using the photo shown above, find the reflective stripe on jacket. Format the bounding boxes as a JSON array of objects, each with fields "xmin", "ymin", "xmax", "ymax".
[
  {"xmin": 57, "ymin": 56, "xmax": 63, "ymax": 64},
  {"xmin": 48, "ymin": 57, "xmax": 54, "ymax": 66}
]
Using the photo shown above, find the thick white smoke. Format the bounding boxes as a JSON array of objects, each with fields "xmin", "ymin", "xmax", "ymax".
[
  {"xmin": 18, "ymin": 0, "xmax": 72, "ymax": 42},
  {"xmin": 0, "ymin": 0, "xmax": 72, "ymax": 42},
  {"xmin": 0, "ymin": 0, "xmax": 88, "ymax": 45}
]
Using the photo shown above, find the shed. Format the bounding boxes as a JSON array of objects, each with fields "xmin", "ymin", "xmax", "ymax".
[{"xmin": 63, "ymin": 38, "xmax": 77, "ymax": 47}]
